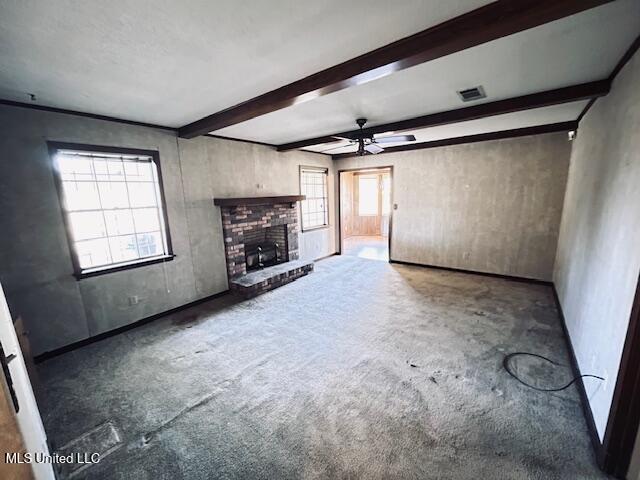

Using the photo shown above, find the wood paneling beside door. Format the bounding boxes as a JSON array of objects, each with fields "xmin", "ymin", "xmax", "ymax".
[{"xmin": 341, "ymin": 171, "xmax": 390, "ymax": 238}]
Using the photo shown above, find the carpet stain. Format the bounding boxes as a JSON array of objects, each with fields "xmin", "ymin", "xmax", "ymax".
[{"xmin": 36, "ymin": 256, "xmax": 608, "ymax": 479}]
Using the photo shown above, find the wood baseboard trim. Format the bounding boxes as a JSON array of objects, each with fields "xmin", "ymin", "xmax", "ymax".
[
  {"xmin": 551, "ymin": 285, "xmax": 604, "ymax": 464},
  {"xmin": 391, "ymin": 260, "xmax": 604, "ymax": 469},
  {"xmin": 389, "ymin": 259, "xmax": 552, "ymax": 286},
  {"xmin": 33, "ymin": 290, "xmax": 230, "ymax": 363},
  {"xmin": 314, "ymin": 252, "xmax": 338, "ymax": 262}
]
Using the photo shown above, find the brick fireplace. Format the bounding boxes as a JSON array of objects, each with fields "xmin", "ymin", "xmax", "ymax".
[{"xmin": 215, "ymin": 196, "xmax": 314, "ymax": 297}]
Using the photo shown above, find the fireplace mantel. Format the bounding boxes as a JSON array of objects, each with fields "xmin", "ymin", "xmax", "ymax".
[{"xmin": 213, "ymin": 195, "xmax": 305, "ymax": 207}]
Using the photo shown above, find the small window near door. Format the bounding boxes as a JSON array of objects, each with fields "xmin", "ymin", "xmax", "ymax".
[
  {"xmin": 300, "ymin": 166, "xmax": 329, "ymax": 231},
  {"xmin": 50, "ymin": 142, "xmax": 173, "ymax": 278},
  {"xmin": 358, "ymin": 176, "xmax": 379, "ymax": 216}
]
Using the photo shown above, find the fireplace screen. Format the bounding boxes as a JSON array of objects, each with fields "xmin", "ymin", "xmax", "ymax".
[{"xmin": 244, "ymin": 225, "xmax": 289, "ymax": 271}]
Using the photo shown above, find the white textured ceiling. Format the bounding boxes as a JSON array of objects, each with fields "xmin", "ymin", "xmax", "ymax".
[
  {"xmin": 217, "ymin": 0, "xmax": 640, "ymax": 145},
  {"xmin": 0, "ymin": 0, "xmax": 637, "ymax": 148},
  {"xmin": 0, "ymin": 0, "xmax": 490, "ymax": 126},
  {"xmin": 303, "ymin": 101, "xmax": 589, "ymax": 154}
]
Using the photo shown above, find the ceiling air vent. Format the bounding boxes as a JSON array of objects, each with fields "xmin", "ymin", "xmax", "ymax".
[{"xmin": 457, "ymin": 86, "xmax": 486, "ymax": 102}]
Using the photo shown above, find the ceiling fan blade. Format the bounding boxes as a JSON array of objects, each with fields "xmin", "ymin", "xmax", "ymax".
[
  {"xmin": 374, "ymin": 134, "xmax": 417, "ymax": 144},
  {"xmin": 331, "ymin": 135, "xmax": 356, "ymax": 142},
  {"xmin": 319, "ymin": 143, "xmax": 353, "ymax": 153},
  {"xmin": 364, "ymin": 143, "xmax": 385, "ymax": 154}
]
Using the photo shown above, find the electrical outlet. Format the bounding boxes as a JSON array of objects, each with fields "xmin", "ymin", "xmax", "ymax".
[{"xmin": 128, "ymin": 295, "xmax": 140, "ymax": 306}]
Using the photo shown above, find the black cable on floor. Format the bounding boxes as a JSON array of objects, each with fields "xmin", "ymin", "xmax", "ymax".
[{"xmin": 503, "ymin": 352, "xmax": 604, "ymax": 392}]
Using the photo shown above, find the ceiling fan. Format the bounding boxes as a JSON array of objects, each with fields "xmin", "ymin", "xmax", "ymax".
[{"xmin": 321, "ymin": 118, "xmax": 416, "ymax": 155}]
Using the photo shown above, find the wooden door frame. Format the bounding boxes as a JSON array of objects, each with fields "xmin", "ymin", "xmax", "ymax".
[
  {"xmin": 337, "ymin": 166, "xmax": 394, "ymax": 260},
  {"xmin": 600, "ymin": 272, "xmax": 640, "ymax": 478}
]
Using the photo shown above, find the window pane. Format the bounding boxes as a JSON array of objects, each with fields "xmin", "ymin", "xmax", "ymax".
[
  {"xmin": 97, "ymin": 181, "xmax": 129, "ymax": 209},
  {"xmin": 124, "ymin": 161, "xmax": 154, "ymax": 181},
  {"xmin": 76, "ymin": 238, "xmax": 111, "ymax": 268},
  {"xmin": 109, "ymin": 235, "xmax": 139, "ymax": 263},
  {"xmin": 55, "ymin": 149, "xmax": 170, "ymax": 273},
  {"xmin": 93, "ymin": 158, "xmax": 109, "ymax": 181},
  {"xmin": 133, "ymin": 208, "xmax": 161, "ymax": 233},
  {"xmin": 62, "ymin": 181, "xmax": 101, "ymax": 211},
  {"xmin": 137, "ymin": 231, "xmax": 162, "ymax": 258},
  {"xmin": 300, "ymin": 169, "xmax": 328, "ymax": 229},
  {"xmin": 128, "ymin": 182, "xmax": 157, "ymax": 208},
  {"xmin": 358, "ymin": 177, "xmax": 378, "ymax": 216},
  {"xmin": 68, "ymin": 211, "xmax": 107, "ymax": 241},
  {"xmin": 57, "ymin": 155, "xmax": 94, "ymax": 181},
  {"xmin": 104, "ymin": 210, "xmax": 135, "ymax": 236},
  {"xmin": 124, "ymin": 160, "xmax": 154, "ymax": 182},
  {"xmin": 106, "ymin": 159, "xmax": 125, "ymax": 180}
]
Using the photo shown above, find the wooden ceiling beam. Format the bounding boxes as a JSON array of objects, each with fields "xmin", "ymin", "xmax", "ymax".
[
  {"xmin": 277, "ymin": 80, "xmax": 610, "ymax": 151},
  {"xmin": 178, "ymin": 0, "xmax": 612, "ymax": 138},
  {"xmin": 331, "ymin": 121, "xmax": 578, "ymax": 159}
]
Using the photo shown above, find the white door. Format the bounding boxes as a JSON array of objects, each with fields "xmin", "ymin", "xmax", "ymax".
[{"xmin": 0, "ymin": 282, "xmax": 55, "ymax": 480}]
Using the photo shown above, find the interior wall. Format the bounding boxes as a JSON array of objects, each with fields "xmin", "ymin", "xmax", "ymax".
[
  {"xmin": 0, "ymin": 105, "xmax": 335, "ymax": 356},
  {"xmin": 553, "ymin": 49, "xmax": 640, "ymax": 441},
  {"xmin": 335, "ymin": 133, "xmax": 571, "ymax": 280},
  {"xmin": 340, "ymin": 171, "xmax": 355, "ymax": 239},
  {"xmin": 177, "ymin": 135, "xmax": 335, "ymax": 297},
  {"xmin": 629, "ymin": 427, "xmax": 640, "ymax": 480}
]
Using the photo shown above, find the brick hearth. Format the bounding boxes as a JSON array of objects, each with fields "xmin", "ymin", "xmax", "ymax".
[{"xmin": 216, "ymin": 197, "xmax": 313, "ymax": 297}]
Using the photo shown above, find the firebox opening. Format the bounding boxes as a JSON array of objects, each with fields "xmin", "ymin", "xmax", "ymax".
[{"xmin": 244, "ymin": 225, "xmax": 289, "ymax": 271}]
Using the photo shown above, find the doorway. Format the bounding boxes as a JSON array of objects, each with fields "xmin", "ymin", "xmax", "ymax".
[{"xmin": 339, "ymin": 167, "xmax": 392, "ymax": 262}]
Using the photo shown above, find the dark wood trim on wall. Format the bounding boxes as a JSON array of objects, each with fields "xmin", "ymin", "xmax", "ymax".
[
  {"xmin": 178, "ymin": 0, "xmax": 612, "ymax": 138},
  {"xmin": 0, "ymin": 99, "xmax": 176, "ymax": 131},
  {"xmin": 608, "ymin": 34, "xmax": 640, "ymax": 84},
  {"xmin": 391, "ymin": 260, "xmax": 553, "ymax": 286},
  {"xmin": 600, "ymin": 273, "xmax": 640, "ymax": 478},
  {"xmin": 33, "ymin": 290, "xmax": 230, "ymax": 363},
  {"xmin": 204, "ymin": 133, "xmax": 276, "ymax": 149},
  {"xmin": 0, "ymin": 99, "xmax": 332, "ymax": 156},
  {"xmin": 551, "ymin": 286, "xmax": 604, "ymax": 460},
  {"xmin": 278, "ymin": 81, "xmax": 607, "ymax": 151},
  {"xmin": 576, "ymin": 98, "xmax": 597, "ymax": 125},
  {"xmin": 577, "ymin": 33, "xmax": 640, "ymax": 126},
  {"xmin": 331, "ymin": 121, "xmax": 577, "ymax": 160}
]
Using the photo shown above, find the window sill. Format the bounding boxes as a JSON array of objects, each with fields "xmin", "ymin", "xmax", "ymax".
[
  {"xmin": 74, "ymin": 254, "xmax": 175, "ymax": 280},
  {"xmin": 301, "ymin": 225, "xmax": 330, "ymax": 233}
]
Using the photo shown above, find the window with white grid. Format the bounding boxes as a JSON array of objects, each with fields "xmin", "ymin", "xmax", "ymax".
[
  {"xmin": 300, "ymin": 167, "xmax": 329, "ymax": 231},
  {"xmin": 52, "ymin": 145, "xmax": 172, "ymax": 276}
]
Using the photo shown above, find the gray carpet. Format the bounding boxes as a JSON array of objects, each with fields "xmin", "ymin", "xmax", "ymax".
[{"xmin": 36, "ymin": 256, "xmax": 608, "ymax": 479}]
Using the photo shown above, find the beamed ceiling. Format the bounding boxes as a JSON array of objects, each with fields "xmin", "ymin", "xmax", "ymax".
[{"xmin": 0, "ymin": 0, "xmax": 638, "ymax": 156}]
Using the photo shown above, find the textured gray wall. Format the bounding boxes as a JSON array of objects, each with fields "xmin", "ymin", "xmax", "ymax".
[
  {"xmin": 335, "ymin": 133, "xmax": 571, "ymax": 280},
  {"xmin": 554, "ymin": 50, "xmax": 640, "ymax": 440},
  {"xmin": 0, "ymin": 105, "xmax": 335, "ymax": 355},
  {"xmin": 177, "ymin": 136, "xmax": 335, "ymax": 297}
]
